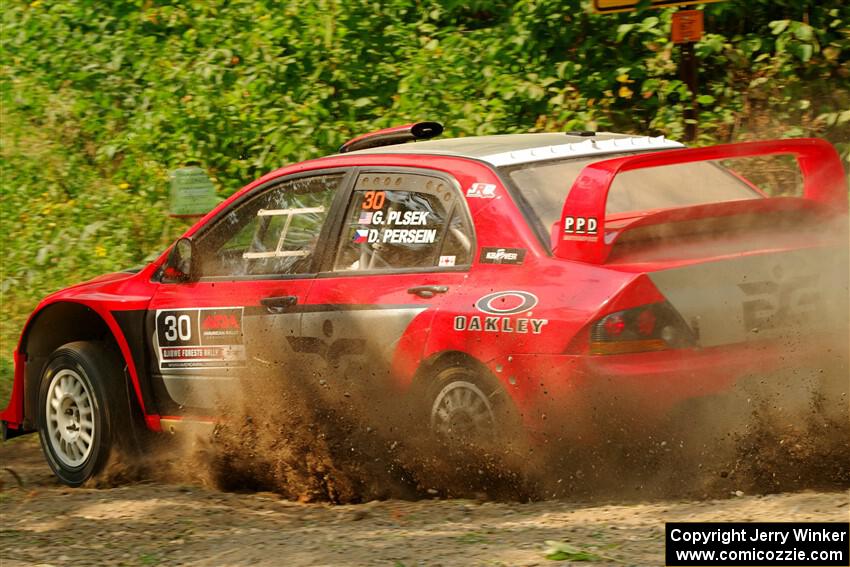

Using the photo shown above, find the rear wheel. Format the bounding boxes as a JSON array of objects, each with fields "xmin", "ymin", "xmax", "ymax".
[
  {"xmin": 426, "ymin": 365, "xmax": 517, "ymax": 447},
  {"xmin": 422, "ymin": 364, "xmax": 533, "ymax": 499},
  {"xmin": 37, "ymin": 341, "xmax": 128, "ymax": 486}
]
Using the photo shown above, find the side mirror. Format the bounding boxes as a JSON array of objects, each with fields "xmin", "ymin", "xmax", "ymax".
[{"xmin": 162, "ymin": 237, "xmax": 195, "ymax": 283}]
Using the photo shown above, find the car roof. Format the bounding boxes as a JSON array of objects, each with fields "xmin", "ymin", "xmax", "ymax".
[{"xmin": 340, "ymin": 132, "xmax": 684, "ymax": 167}]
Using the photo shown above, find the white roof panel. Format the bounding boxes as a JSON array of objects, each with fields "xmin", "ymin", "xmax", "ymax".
[{"xmin": 341, "ymin": 132, "xmax": 684, "ymax": 166}]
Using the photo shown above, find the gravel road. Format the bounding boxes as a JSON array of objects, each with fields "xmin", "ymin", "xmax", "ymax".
[{"xmin": 2, "ymin": 436, "xmax": 848, "ymax": 567}]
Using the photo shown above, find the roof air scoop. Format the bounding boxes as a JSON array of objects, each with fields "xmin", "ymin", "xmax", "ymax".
[{"xmin": 338, "ymin": 121, "xmax": 444, "ymax": 153}]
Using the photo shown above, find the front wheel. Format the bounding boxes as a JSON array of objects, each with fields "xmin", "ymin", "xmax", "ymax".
[{"xmin": 37, "ymin": 341, "xmax": 126, "ymax": 486}]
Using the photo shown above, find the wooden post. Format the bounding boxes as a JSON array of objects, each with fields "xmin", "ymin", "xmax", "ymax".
[
  {"xmin": 680, "ymin": 40, "xmax": 698, "ymax": 141},
  {"xmin": 672, "ymin": 8, "xmax": 703, "ymax": 142}
]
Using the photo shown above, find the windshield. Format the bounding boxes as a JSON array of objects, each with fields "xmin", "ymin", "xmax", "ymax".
[{"xmin": 504, "ymin": 153, "xmax": 764, "ymax": 240}]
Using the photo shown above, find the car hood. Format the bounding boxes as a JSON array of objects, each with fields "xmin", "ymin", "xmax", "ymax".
[{"xmin": 42, "ymin": 266, "xmax": 150, "ymax": 302}]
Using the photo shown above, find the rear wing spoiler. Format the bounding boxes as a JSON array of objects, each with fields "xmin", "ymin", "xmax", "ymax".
[{"xmin": 554, "ymin": 138, "xmax": 848, "ymax": 263}]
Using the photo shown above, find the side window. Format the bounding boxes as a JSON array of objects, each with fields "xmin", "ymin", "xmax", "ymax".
[
  {"xmin": 333, "ymin": 172, "xmax": 473, "ymax": 271},
  {"xmin": 197, "ymin": 173, "xmax": 344, "ymax": 278}
]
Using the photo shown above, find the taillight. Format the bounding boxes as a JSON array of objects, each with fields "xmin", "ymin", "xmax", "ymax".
[
  {"xmin": 590, "ymin": 302, "xmax": 696, "ymax": 355},
  {"xmin": 603, "ymin": 313, "xmax": 626, "ymax": 336}
]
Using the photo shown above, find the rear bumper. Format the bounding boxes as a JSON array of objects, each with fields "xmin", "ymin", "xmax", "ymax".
[{"xmin": 492, "ymin": 335, "xmax": 847, "ymax": 434}]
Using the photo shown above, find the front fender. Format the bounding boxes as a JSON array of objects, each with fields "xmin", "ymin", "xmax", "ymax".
[{"xmin": 2, "ymin": 266, "xmax": 160, "ymax": 432}]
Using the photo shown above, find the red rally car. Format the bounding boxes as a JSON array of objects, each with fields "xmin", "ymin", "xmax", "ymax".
[{"xmin": 2, "ymin": 123, "xmax": 848, "ymax": 486}]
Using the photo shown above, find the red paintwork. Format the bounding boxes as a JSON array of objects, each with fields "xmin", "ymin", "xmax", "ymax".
[
  {"xmin": 2, "ymin": 138, "xmax": 847, "ymax": 439},
  {"xmin": 4, "ymin": 351, "xmax": 26, "ymax": 430},
  {"xmin": 500, "ymin": 331, "xmax": 834, "ymax": 435},
  {"xmin": 338, "ymin": 123, "xmax": 417, "ymax": 150}
]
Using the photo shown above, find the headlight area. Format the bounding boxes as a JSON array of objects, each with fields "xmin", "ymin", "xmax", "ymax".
[{"xmin": 588, "ymin": 302, "xmax": 697, "ymax": 355}]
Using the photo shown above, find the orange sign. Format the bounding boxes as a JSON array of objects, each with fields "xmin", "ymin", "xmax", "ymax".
[
  {"xmin": 593, "ymin": 0, "xmax": 723, "ymax": 13},
  {"xmin": 671, "ymin": 10, "xmax": 704, "ymax": 44}
]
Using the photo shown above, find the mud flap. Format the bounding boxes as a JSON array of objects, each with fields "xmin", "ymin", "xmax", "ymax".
[{"xmin": 2, "ymin": 420, "xmax": 32, "ymax": 440}]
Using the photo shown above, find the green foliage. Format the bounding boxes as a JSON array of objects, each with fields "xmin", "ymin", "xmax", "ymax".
[
  {"xmin": 454, "ymin": 532, "xmax": 490, "ymax": 544},
  {"xmin": 543, "ymin": 540, "xmax": 603, "ymax": 561},
  {"xmin": 3, "ymin": 1, "xmax": 848, "ymax": 189},
  {"xmin": 1, "ymin": 0, "xmax": 848, "ymax": 378}
]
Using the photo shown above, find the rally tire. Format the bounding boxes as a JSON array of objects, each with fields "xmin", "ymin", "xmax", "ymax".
[
  {"xmin": 425, "ymin": 365, "xmax": 519, "ymax": 448},
  {"xmin": 37, "ymin": 341, "xmax": 127, "ymax": 487}
]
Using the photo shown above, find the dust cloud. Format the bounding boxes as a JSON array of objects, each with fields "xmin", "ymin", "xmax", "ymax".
[
  {"xmin": 101, "ymin": 325, "xmax": 848, "ymax": 504},
  {"xmin": 100, "ymin": 362, "xmax": 539, "ymax": 502}
]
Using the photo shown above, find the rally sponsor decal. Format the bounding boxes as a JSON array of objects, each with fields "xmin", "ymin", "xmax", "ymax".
[
  {"xmin": 738, "ymin": 274, "xmax": 821, "ymax": 332},
  {"xmin": 155, "ymin": 307, "xmax": 245, "ymax": 370},
  {"xmin": 454, "ymin": 315, "xmax": 547, "ymax": 334},
  {"xmin": 199, "ymin": 309, "xmax": 243, "ymax": 345},
  {"xmin": 475, "ymin": 291, "xmax": 538, "ymax": 314},
  {"xmin": 455, "ymin": 291, "xmax": 548, "ymax": 334},
  {"xmin": 439, "ymin": 255, "xmax": 456, "ymax": 267},
  {"xmin": 479, "ymin": 247, "xmax": 526, "ymax": 265},
  {"xmin": 466, "ymin": 183, "xmax": 497, "ymax": 198},
  {"xmin": 563, "ymin": 216, "xmax": 598, "ymax": 241}
]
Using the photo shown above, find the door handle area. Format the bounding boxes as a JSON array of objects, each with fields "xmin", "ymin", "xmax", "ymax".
[
  {"xmin": 407, "ymin": 285, "xmax": 449, "ymax": 299},
  {"xmin": 260, "ymin": 295, "xmax": 298, "ymax": 313}
]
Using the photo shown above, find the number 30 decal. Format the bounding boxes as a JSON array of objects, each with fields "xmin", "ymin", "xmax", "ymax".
[
  {"xmin": 163, "ymin": 314, "xmax": 192, "ymax": 341},
  {"xmin": 156, "ymin": 309, "xmax": 199, "ymax": 346},
  {"xmin": 361, "ymin": 191, "xmax": 386, "ymax": 210}
]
